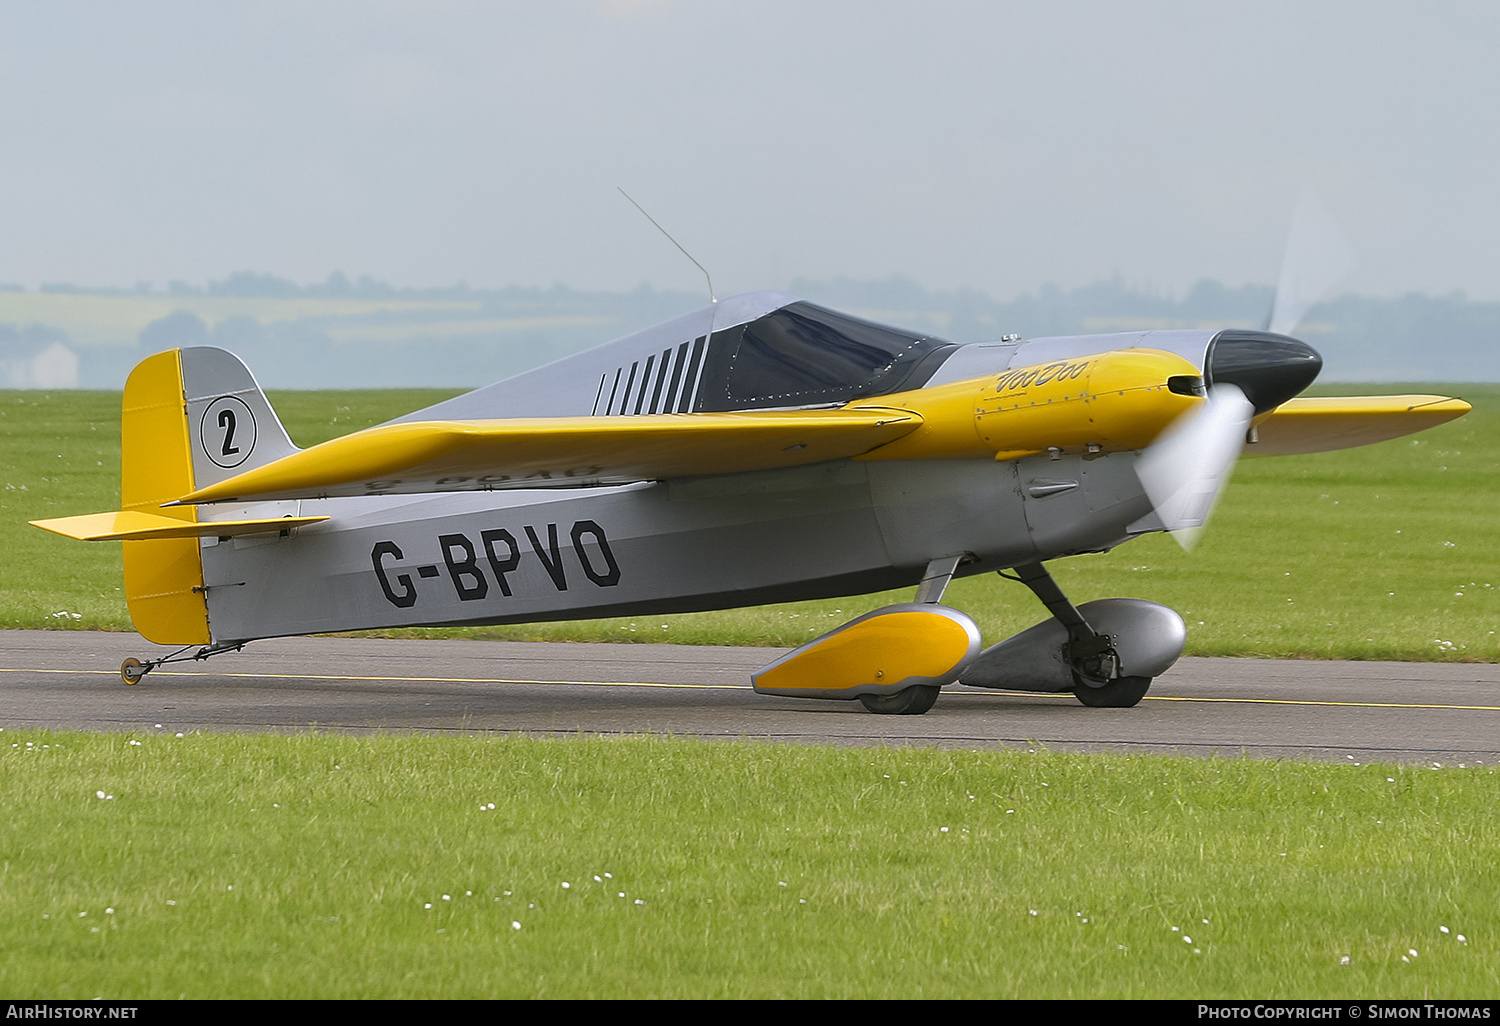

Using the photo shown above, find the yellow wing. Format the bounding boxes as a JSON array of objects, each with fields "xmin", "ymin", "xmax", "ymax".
[
  {"xmin": 1248, "ymin": 395, "xmax": 1471, "ymax": 455},
  {"xmin": 177, "ymin": 410, "xmax": 923, "ymax": 504}
]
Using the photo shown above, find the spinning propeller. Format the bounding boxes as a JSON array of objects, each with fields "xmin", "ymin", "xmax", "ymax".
[
  {"xmin": 1135, "ymin": 381, "xmax": 1254, "ymax": 551},
  {"xmin": 1135, "ymin": 332, "xmax": 1323, "ymax": 551},
  {"xmin": 1134, "ymin": 190, "xmax": 1348, "ymax": 549}
]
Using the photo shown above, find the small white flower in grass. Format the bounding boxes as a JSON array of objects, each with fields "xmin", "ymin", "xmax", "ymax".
[
  {"xmin": 1441, "ymin": 926, "xmax": 1450, "ymax": 934},
  {"xmin": 511, "ymin": 921, "xmax": 521, "ymax": 930},
  {"xmin": 1402, "ymin": 955, "xmax": 1411, "ymax": 963},
  {"xmin": 424, "ymin": 903, "xmax": 432, "ymax": 909},
  {"xmin": 618, "ymin": 893, "xmax": 625, "ymax": 898},
  {"xmin": 1171, "ymin": 926, "xmax": 1179, "ymax": 932},
  {"xmin": 560, "ymin": 882, "xmax": 569, "ymax": 889},
  {"xmin": 442, "ymin": 894, "xmax": 450, "ymax": 901},
  {"xmin": 634, "ymin": 899, "xmax": 644, "ymax": 906},
  {"xmin": 466, "ymin": 891, "xmax": 472, "ymax": 897},
  {"xmin": 604, "ymin": 873, "xmax": 612, "ymax": 879},
  {"xmin": 96, "ymin": 791, "xmax": 106, "ymax": 799},
  {"xmin": 1029, "ymin": 910, "xmax": 1037, "ymax": 916},
  {"xmin": 155, "ymin": 724, "xmax": 162, "ymax": 728},
  {"xmin": 78, "ymin": 912, "xmax": 86, "ymax": 918},
  {"xmin": 1340, "ymin": 956, "xmax": 1351, "ymax": 965},
  {"xmin": 593, "ymin": 875, "xmax": 602, "ymax": 882},
  {"xmin": 129, "ymin": 740, "xmax": 141, "ymax": 746},
  {"xmin": 1409, "ymin": 948, "xmax": 1419, "ymax": 958},
  {"xmin": 166, "ymin": 901, "xmax": 175, "ymax": 906},
  {"xmin": 778, "ymin": 881, "xmax": 787, "ymax": 887},
  {"xmin": 1183, "ymin": 936, "xmax": 1192, "ymax": 944},
  {"xmin": 105, "ymin": 908, "xmax": 113, "ymax": 915},
  {"xmin": 1457, "ymin": 935, "xmax": 1467, "ymax": 944},
  {"xmin": 940, "ymin": 827, "xmax": 949, "ymax": 833}
]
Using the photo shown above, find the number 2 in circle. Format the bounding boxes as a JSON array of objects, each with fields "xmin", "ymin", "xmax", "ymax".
[
  {"xmin": 201, "ymin": 396, "xmax": 257, "ymax": 469},
  {"xmin": 218, "ymin": 408, "xmax": 239, "ymax": 457}
]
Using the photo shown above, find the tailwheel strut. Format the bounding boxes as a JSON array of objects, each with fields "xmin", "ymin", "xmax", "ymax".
[{"xmin": 119, "ymin": 642, "xmax": 245, "ymax": 685}]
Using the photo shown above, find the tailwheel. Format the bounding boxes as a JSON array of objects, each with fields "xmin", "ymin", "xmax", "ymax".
[
  {"xmin": 1073, "ymin": 675, "xmax": 1151, "ymax": 708},
  {"xmin": 120, "ymin": 658, "xmax": 147, "ymax": 685},
  {"xmin": 859, "ymin": 685, "xmax": 940, "ymax": 715}
]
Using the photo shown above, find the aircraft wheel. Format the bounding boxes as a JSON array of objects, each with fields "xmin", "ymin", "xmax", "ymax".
[
  {"xmin": 1073, "ymin": 675, "xmax": 1151, "ymax": 708},
  {"xmin": 859, "ymin": 685, "xmax": 940, "ymax": 715},
  {"xmin": 120, "ymin": 658, "xmax": 146, "ymax": 685}
]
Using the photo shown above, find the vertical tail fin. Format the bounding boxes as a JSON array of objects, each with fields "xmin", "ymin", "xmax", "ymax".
[
  {"xmin": 121, "ymin": 347, "xmax": 296, "ymax": 644},
  {"xmin": 180, "ymin": 346, "xmax": 298, "ymax": 489}
]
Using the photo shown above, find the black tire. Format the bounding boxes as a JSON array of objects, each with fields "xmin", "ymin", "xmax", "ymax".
[
  {"xmin": 859, "ymin": 685, "xmax": 941, "ymax": 715},
  {"xmin": 1073, "ymin": 675, "xmax": 1151, "ymax": 708}
]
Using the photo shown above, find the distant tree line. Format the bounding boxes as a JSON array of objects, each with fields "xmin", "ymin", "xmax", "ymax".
[{"xmin": 3, "ymin": 273, "xmax": 1496, "ymax": 387}]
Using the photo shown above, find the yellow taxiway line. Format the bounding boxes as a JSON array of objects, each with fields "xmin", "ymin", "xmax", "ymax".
[{"xmin": 4, "ymin": 666, "xmax": 1500, "ymax": 712}]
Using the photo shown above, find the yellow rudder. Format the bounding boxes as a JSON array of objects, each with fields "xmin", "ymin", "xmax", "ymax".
[{"xmin": 120, "ymin": 350, "xmax": 210, "ymax": 645}]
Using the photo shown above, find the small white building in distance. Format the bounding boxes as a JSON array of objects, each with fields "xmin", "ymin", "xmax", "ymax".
[{"xmin": 0, "ymin": 341, "xmax": 79, "ymax": 388}]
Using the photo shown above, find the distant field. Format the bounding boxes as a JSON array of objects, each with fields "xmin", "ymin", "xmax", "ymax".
[
  {"xmin": 2, "ymin": 384, "xmax": 1495, "ymax": 662},
  {"xmin": 0, "ymin": 292, "xmax": 490, "ymax": 348}
]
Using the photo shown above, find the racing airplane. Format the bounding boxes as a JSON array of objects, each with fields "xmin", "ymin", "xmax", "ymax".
[{"xmin": 32, "ymin": 292, "xmax": 1470, "ymax": 712}]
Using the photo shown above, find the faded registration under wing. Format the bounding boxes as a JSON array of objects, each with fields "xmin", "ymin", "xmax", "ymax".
[{"xmin": 178, "ymin": 409, "xmax": 923, "ymax": 504}]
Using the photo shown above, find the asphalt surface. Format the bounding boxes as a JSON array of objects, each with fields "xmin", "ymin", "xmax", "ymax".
[{"xmin": 2, "ymin": 630, "xmax": 1498, "ymax": 764}]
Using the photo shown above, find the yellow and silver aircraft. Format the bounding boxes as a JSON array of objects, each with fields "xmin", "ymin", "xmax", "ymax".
[{"xmin": 32, "ymin": 292, "xmax": 1469, "ymax": 711}]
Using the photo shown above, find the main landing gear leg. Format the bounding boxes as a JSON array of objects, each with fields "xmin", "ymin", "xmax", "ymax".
[
  {"xmin": 1007, "ymin": 562, "xmax": 1149, "ymax": 708},
  {"xmin": 119, "ymin": 642, "xmax": 245, "ymax": 685}
]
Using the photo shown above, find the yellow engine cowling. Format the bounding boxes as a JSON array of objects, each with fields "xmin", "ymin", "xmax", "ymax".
[{"xmin": 853, "ymin": 348, "xmax": 1206, "ymax": 463}]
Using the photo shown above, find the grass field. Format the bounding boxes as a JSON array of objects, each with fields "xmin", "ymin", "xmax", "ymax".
[
  {"xmin": 2, "ymin": 383, "xmax": 1495, "ymax": 661},
  {"xmin": 1, "ymin": 728, "xmax": 1495, "ymax": 999},
  {"xmin": 3, "ymin": 386, "xmax": 1497, "ymax": 1000}
]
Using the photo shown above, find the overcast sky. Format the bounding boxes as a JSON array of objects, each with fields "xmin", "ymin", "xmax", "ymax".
[{"xmin": 2, "ymin": 1, "xmax": 1497, "ymax": 301}]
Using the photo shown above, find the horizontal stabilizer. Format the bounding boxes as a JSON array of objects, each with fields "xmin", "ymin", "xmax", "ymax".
[
  {"xmin": 31, "ymin": 511, "xmax": 329, "ymax": 541},
  {"xmin": 1249, "ymin": 395, "xmax": 1471, "ymax": 455},
  {"xmin": 176, "ymin": 410, "xmax": 922, "ymax": 503}
]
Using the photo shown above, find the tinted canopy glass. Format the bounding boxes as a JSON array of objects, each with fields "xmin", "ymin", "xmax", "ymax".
[{"xmin": 694, "ymin": 301, "xmax": 954, "ymax": 411}]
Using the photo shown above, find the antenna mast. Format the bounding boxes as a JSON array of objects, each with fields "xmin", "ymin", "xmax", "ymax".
[{"xmin": 617, "ymin": 187, "xmax": 716, "ymax": 303}]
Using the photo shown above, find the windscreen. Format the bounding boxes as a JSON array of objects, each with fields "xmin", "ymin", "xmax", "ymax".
[{"xmin": 694, "ymin": 301, "xmax": 955, "ymax": 411}]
